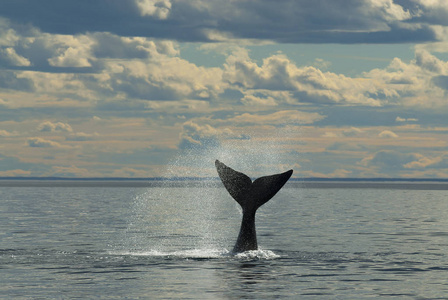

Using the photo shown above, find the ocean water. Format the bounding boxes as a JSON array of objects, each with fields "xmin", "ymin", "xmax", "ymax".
[{"xmin": 1, "ymin": 180, "xmax": 448, "ymax": 299}]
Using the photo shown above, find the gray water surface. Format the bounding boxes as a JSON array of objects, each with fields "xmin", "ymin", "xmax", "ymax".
[{"xmin": 1, "ymin": 181, "xmax": 448, "ymax": 299}]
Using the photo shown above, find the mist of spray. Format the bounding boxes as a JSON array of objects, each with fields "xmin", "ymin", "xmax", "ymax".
[{"xmin": 117, "ymin": 128, "xmax": 298, "ymax": 257}]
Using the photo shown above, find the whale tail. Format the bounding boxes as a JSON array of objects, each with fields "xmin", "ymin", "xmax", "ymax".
[
  {"xmin": 215, "ymin": 160, "xmax": 293, "ymax": 212},
  {"xmin": 215, "ymin": 160, "xmax": 293, "ymax": 252}
]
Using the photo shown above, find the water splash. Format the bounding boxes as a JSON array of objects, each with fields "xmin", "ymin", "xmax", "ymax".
[
  {"xmin": 116, "ymin": 129, "xmax": 296, "ymax": 256},
  {"xmin": 117, "ymin": 178, "xmax": 237, "ymax": 254},
  {"xmin": 165, "ymin": 132, "xmax": 295, "ymax": 179},
  {"xmin": 109, "ymin": 248, "xmax": 230, "ymax": 259},
  {"xmin": 109, "ymin": 248, "xmax": 280, "ymax": 260},
  {"xmin": 234, "ymin": 249, "xmax": 281, "ymax": 260}
]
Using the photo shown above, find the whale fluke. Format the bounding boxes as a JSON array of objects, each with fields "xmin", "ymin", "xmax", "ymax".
[{"xmin": 215, "ymin": 160, "xmax": 293, "ymax": 253}]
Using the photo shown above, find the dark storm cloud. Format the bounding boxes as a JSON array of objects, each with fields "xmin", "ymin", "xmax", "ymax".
[
  {"xmin": 0, "ymin": 0, "xmax": 442, "ymax": 44},
  {"xmin": 0, "ymin": 0, "xmax": 206, "ymax": 41}
]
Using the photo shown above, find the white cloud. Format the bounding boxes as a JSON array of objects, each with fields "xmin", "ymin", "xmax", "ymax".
[
  {"xmin": 322, "ymin": 127, "xmax": 364, "ymax": 138},
  {"xmin": 414, "ymin": 49, "xmax": 448, "ymax": 74},
  {"xmin": 48, "ymin": 46, "xmax": 91, "ymax": 67},
  {"xmin": 343, "ymin": 127, "xmax": 364, "ymax": 137},
  {"xmin": 66, "ymin": 132, "xmax": 99, "ymax": 141},
  {"xmin": 378, "ymin": 130, "xmax": 399, "ymax": 138},
  {"xmin": 362, "ymin": 49, "xmax": 448, "ymax": 107},
  {"xmin": 92, "ymin": 42, "xmax": 224, "ymax": 101},
  {"xmin": 46, "ymin": 34, "xmax": 94, "ymax": 67},
  {"xmin": 0, "ymin": 129, "xmax": 18, "ymax": 137},
  {"xmin": 27, "ymin": 137, "xmax": 64, "ymax": 148},
  {"xmin": 403, "ymin": 154, "xmax": 442, "ymax": 169},
  {"xmin": 178, "ymin": 121, "xmax": 246, "ymax": 150},
  {"xmin": 241, "ymin": 93, "xmax": 278, "ymax": 107},
  {"xmin": 357, "ymin": 150, "xmax": 448, "ymax": 176},
  {"xmin": 228, "ymin": 110, "xmax": 325, "ymax": 126},
  {"xmin": 359, "ymin": 150, "xmax": 417, "ymax": 169},
  {"xmin": 366, "ymin": 0, "xmax": 412, "ymax": 22},
  {"xmin": 323, "ymin": 132, "xmax": 340, "ymax": 138},
  {"xmin": 92, "ymin": 33, "xmax": 179, "ymax": 59},
  {"xmin": 38, "ymin": 121, "xmax": 73, "ymax": 133},
  {"xmin": 224, "ymin": 50, "xmax": 384, "ymax": 106},
  {"xmin": 0, "ymin": 20, "xmax": 15, "ymax": 45},
  {"xmin": 0, "ymin": 47, "xmax": 31, "ymax": 66},
  {"xmin": 2, "ymin": 23, "xmax": 448, "ymax": 111},
  {"xmin": 0, "ymin": 98, "xmax": 9, "ymax": 107},
  {"xmin": 135, "ymin": 0, "xmax": 172, "ymax": 19},
  {"xmin": 312, "ymin": 58, "xmax": 332, "ymax": 70},
  {"xmin": 396, "ymin": 116, "xmax": 419, "ymax": 122}
]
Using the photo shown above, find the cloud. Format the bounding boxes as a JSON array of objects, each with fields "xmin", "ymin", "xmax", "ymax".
[
  {"xmin": 240, "ymin": 92, "xmax": 279, "ymax": 107},
  {"xmin": 378, "ymin": 130, "xmax": 399, "ymax": 138},
  {"xmin": 135, "ymin": 0, "xmax": 172, "ymax": 19},
  {"xmin": 363, "ymin": 49, "xmax": 448, "ymax": 107},
  {"xmin": 396, "ymin": 116, "xmax": 419, "ymax": 122},
  {"xmin": 2, "ymin": 21, "xmax": 448, "ymax": 111},
  {"xmin": 2, "ymin": 3, "xmax": 448, "ymax": 180},
  {"xmin": 0, "ymin": 98, "xmax": 9, "ymax": 107},
  {"xmin": 0, "ymin": 154, "xmax": 40, "ymax": 174},
  {"xmin": 432, "ymin": 75, "xmax": 448, "ymax": 90},
  {"xmin": 0, "ymin": 129, "xmax": 18, "ymax": 137},
  {"xmin": 0, "ymin": 47, "xmax": 30, "ymax": 66},
  {"xmin": 360, "ymin": 150, "xmax": 448, "ymax": 177},
  {"xmin": 228, "ymin": 110, "xmax": 325, "ymax": 126},
  {"xmin": 223, "ymin": 50, "xmax": 384, "ymax": 106},
  {"xmin": 301, "ymin": 168, "xmax": 353, "ymax": 178},
  {"xmin": 342, "ymin": 127, "xmax": 364, "ymax": 137},
  {"xmin": 48, "ymin": 165, "xmax": 93, "ymax": 177},
  {"xmin": 91, "ymin": 46, "xmax": 224, "ymax": 101},
  {"xmin": 38, "ymin": 121, "xmax": 73, "ymax": 132},
  {"xmin": 65, "ymin": 132, "xmax": 99, "ymax": 141},
  {"xmin": 0, "ymin": 169, "xmax": 31, "ymax": 177},
  {"xmin": 360, "ymin": 150, "xmax": 418, "ymax": 170},
  {"xmin": 92, "ymin": 33, "xmax": 178, "ymax": 59},
  {"xmin": 327, "ymin": 142, "xmax": 367, "ymax": 151},
  {"xmin": 178, "ymin": 121, "xmax": 247, "ymax": 150},
  {"xmin": 110, "ymin": 167, "xmax": 150, "ymax": 177},
  {"xmin": 403, "ymin": 154, "xmax": 443, "ymax": 169},
  {"xmin": 312, "ymin": 58, "xmax": 332, "ymax": 70},
  {"xmin": 0, "ymin": 70, "xmax": 34, "ymax": 91},
  {"xmin": 411, "ymin": 0, "xmax": 448, "ymax": 26},
  {"xmin": 322, "ymin": 131, "xmax": 340, "ymax": 138},
  {"xmin": 0, "ymin": 0, "xmax": 443, "ymax": 44},
  {"xmin": 27, "ymin": 137, "xmax": 64, "ymax": 148},
  {"xmin": 48, "ymin": 45, "xmax": 92, "ymax": 67}
]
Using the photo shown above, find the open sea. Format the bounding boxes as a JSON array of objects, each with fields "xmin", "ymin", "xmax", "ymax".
[{"xmin": 1, "ymin": 180, "xmax": 448, "ymax": 299}]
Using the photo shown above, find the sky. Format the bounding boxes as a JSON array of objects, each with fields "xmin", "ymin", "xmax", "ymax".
[{"xmin": 1, "ymin": 0, "xmax": 448, "ymax": 178}]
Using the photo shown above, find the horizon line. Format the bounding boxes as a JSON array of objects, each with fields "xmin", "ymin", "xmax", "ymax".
[{"xmin": 2, "ymin": 176, "xmax": 448, "ymax": 182}]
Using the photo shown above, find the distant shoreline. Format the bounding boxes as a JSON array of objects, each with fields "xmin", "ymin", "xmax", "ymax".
[
  {"xmin": 2, "ymin": 177, "xmax": 448, "ymax": 189},
  {"xmin": 2, "ymin": 177, "xmax": 448, "ymax": 182}
]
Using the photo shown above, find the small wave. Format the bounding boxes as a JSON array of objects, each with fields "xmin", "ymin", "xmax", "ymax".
[{"xmin": 233, "ymin": 249, "xmax": 280, "ymax": 260}]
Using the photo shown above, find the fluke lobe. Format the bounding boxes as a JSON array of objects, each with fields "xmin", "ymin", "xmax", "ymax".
[{"xmin": 215, "ymin": 160, "xmax": 293, "ymax": 253}]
